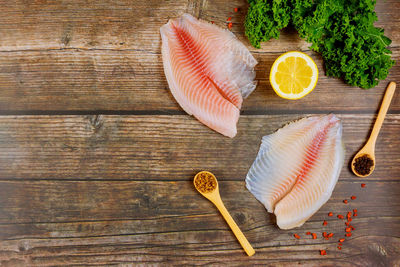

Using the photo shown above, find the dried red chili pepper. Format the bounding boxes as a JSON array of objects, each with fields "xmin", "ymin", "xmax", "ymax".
[
  {"xmin": 312, "ymin": 233, "xmax": 317, "ymax": 239},
  {"xmin": 361, "ymin": 183, "xmax": 366, "ymax": 188},
  {"xmin": 346, "ymin": 233, "xmax": 352, "ymax": 237},
  {"xmin": 351, "ymin": 196, "xmax": 356, "ymax": 200},
  {"xmin": 227, "ymin": 17, "xmax": 232, "ymax": 21},
  {"xmin": 339, "ymin": 238, "xmax": 345, "ymax": 242},
  {"xmin": 343, "ymin": 199, "xmax": 348, "ymax": 204},
  {"xmin": 350, "ymin": 225, "xmax": 355, "ymax": 230},
  {"xmin": 323, "ymin": 220, "xmax": 328, "ymax": 226},
  {"xmin": 323, "ymin": 232, "xmax": 327, "ymax": 237},
  {"xmin": 306, "ymin": 232, "xmax": 311, "ymax": 235},
  {"xmin": 228, "ymin": 22, "xmax": 233, "ymax": 29},
  {"xmin": 337, "ymin": 214, "xmax": 344, "ymax": 219},
  {"xmin": 348, "ymin": 217, "xmax": 352, "ymax": 222},
  {"xmin": 345, "ymin": 227, "xmax": 351, "ymax": 232},
  {"xmin": 328, "ymin": 233, "xmax": 334, "ymax": 238},
  {"xmin": 320, "ymin": 250, "xmax": 327, "ymax": 255},
  {"xmin": 328, "ymin": 212, "xmax": 333, "ymax": 217},
  {"xmin": 234, "ymin": 8, "xmax": 238, "ymax": 12},
  {"xmin": 294, "ymin": 234, "xmax": 300, "ymax": 239}
]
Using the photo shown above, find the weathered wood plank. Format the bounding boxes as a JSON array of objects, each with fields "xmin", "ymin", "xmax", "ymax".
[
  {"xmin": 0, "ymin": 0, "xmax": 201, "ymax": 52},
  {"xmin": 0, "ymin": 180, "xmax": 399, "ymax": 265},
  {"xmin": 0, "ymin": 50, "xmax": 175, "ymax": 113},
  {"xmin": 0, "ymin": 114, "xmax": 398, "ymax": 180},
  {"xmin": 0, "ymin": 49, "xmax": 399, "ymax": 113},
  {"xmin": 0, "ymin": 0, "xmax": 398, "ymax": 51},
  {"xmin": 0, "ymin": 234, "xmax": 399, "ymax": 266},
  {"xmin": 245, "ymin": 49, "xmax": 400, "ymax": 114},
  {"xmin": 0, "ymin": 49, "xmax": 398, "ymax": 114},
  {"xmin": 1, "ymin": 180, "xmax": 398, "ymax": 224}
]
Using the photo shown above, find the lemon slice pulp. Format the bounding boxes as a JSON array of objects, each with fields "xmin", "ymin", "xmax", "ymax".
[{"xmin": 270, "ymin": 51, "xmax": 318, "ymax": 100}]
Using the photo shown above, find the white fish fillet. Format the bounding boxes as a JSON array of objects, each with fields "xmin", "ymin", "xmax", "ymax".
[
  {"xmin": 160, "ymin": 13, "xmax": 257, "ymax": 137},
  {"xmin": 246, "ymin": 114, "xmax": 345, "ymax": 229}
]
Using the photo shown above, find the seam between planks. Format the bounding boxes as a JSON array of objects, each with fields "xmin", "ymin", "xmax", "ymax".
[
  {"xmin": 0, "ymin": 178, "xmax": 397, "ymax": 182},
  {"xmin": 0, "ymin": 109, "xmax": 399, "ymax": 116},
  {"xmin": 0, "ymin": 45, "xmax": 398, "ymax": 54}
]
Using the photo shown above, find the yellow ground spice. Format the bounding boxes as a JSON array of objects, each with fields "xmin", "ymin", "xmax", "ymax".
[{"xmin": 195, "ymin": 172, "xmax": 217, "ymax": 193}]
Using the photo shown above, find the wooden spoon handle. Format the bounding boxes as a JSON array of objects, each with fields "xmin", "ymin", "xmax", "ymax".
[
  {"xmin": 213, "ymin": 198, "xmax": 255, "ymax": 256},
  {"xmin": 367, "ymin": 82, "xmax": 396, "ymax": 148}
]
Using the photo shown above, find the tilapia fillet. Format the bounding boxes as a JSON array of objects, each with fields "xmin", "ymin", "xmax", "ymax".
[
  {"xmin": 246, "ymin": 115, "xmax": 345, "ymax": 229},
  {"xmin": 160, "ymin": 13, "xmax": 257, "ymax": 137}
]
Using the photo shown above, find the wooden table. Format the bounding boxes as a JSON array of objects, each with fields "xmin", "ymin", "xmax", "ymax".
[{"xmin": 0, "ymin": 1, "xmax": 399, "ymax": 266}]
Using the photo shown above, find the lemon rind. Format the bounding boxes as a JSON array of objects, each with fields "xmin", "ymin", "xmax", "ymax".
[{"xmin": 270, "ymin": 51, "xmax": 318, "ymax": 100}]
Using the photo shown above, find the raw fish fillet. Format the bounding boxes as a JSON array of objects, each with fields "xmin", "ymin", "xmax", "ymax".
[
  {"xmin": 246, "ymin": 115, "xmax": 345, "ymax": 229},
  {"xmin": 160, "ymin": 13, "xmax": 257, "ymax": 137}
]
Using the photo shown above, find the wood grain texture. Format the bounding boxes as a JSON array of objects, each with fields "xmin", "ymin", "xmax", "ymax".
[
  {"xmin": 0, "ymin": 0, "xmax": 398, "ymax": 51},
  {"xmin": 0, "ymin": 0, "xmax": 399, "ymax": 265},
  {"xmin": 0, "ymin": 114, "xmax": 399, "ymax": 181},
  {"xmin": 0, "ymin": 1, "xmax": 399, "ymax": 113},
  {"xmin": 0, "ymin": 49, "xmax": 399, "ymax": 114},
  {"xmin": 0, "ymin": 180, "xmax": 399, "ymax": 266},
  {"xmin": 0, "ymin": 0, "xmax": 202, "ymax": 52}
]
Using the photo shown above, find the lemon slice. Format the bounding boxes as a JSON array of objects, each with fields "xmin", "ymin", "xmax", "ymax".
[{"xmin": 270, "ymin": 51, "xmax": 318, "ymax": 100}]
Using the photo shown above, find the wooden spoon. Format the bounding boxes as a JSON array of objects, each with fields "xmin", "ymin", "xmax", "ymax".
[
  {"xmin": 193, "ymin": 171, "xmax": 255, "ymax": 256},
  {"xmin": 351, "ymin": 82, "xmax": 397, "ymax": 177}
]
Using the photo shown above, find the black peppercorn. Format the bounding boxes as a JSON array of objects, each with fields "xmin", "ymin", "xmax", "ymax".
[{"xmin": 353, "ymin": 155, "xmax": 374, "ymax": 176}]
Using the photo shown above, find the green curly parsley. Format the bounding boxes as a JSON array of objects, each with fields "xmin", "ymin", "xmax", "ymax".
[{"xmin": 245, "ymin": 0, "xmax": 394, "ymax": 89}]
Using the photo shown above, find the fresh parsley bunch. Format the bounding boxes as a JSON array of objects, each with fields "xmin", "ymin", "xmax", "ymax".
[{"xmin": 245, "ymin": 0, "xmax": 394, "ymax": 89}]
